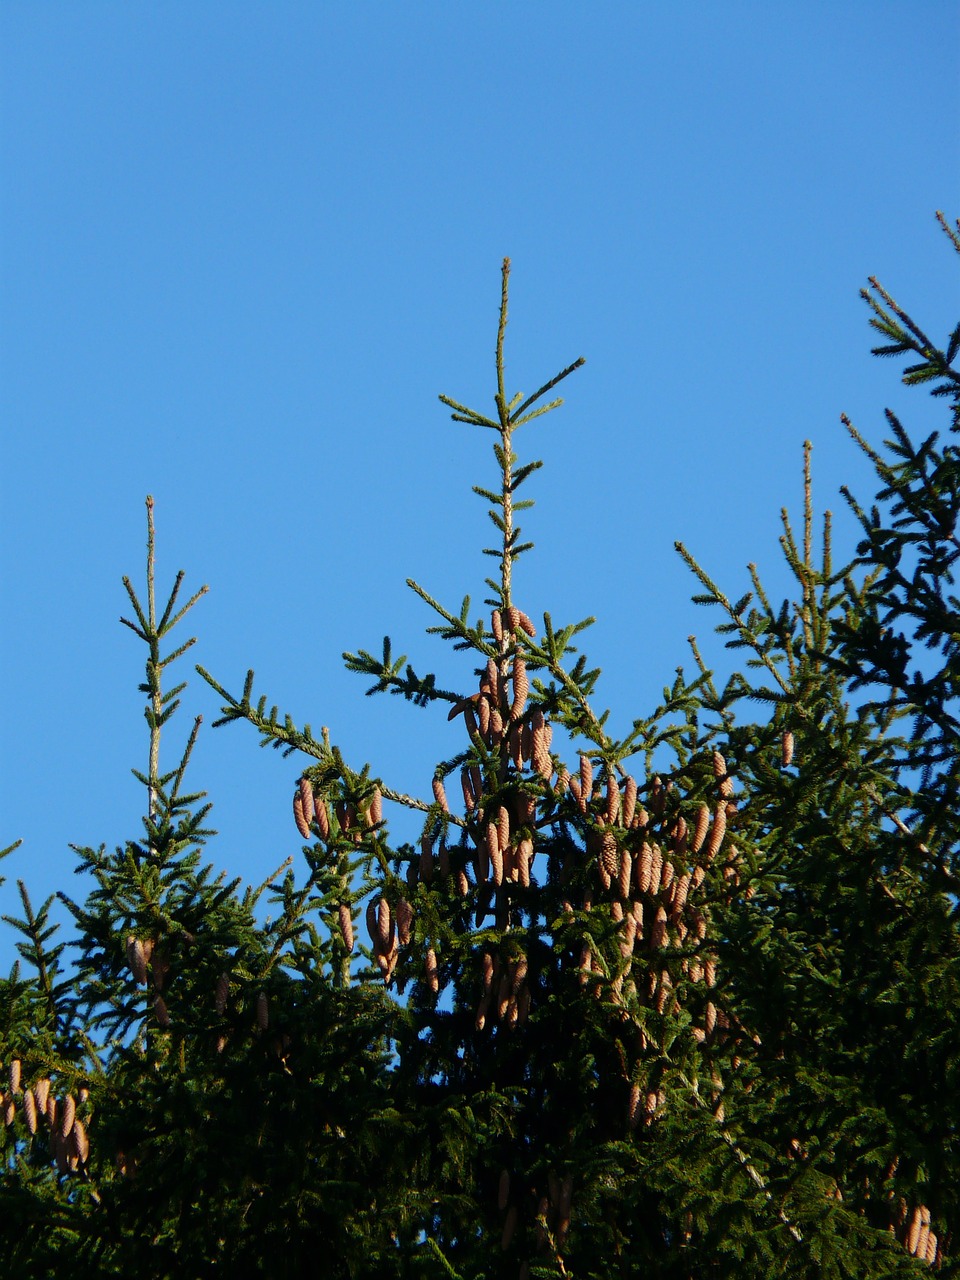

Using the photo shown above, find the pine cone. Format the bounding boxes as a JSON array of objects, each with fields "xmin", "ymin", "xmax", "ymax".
[
  {"xmin": 154, "ymin": 995, "xmax": 171, "ymax": 1028},
  {"xmin": 419, "ymin": 835, "xmax": 434, "ymax": 882},
  {"xmin": 34, "ymin": 1078, "xmax": 50, "ymax": 1114},
  {"xmin": 298, "ymin": 777, "xmax": 316, "ymax": 825},
  {"xmin": 461, "ymin": 767, "xmax": 476, "ymax": 811},
  {"xmin": 9, "ymin": 1059, "xmax": 21, "ymax": 1095},
  {"xmin": 651, "ymin": 905, "xmax": 668, "ymax": 950},
  {"xmin": 71, "ymin": 1118, "xmax": 89, "ymax": 1163},
  {"xmin": 618, "ymin": 849, "xmax": 632, "ymax": 900},
  {"xmin": 432, "ymin": 777, "xmax": 449, "ymax": 812},
  {"xmin": 23, "ymin": 1088, "xmax": 37, "ymax": 1135},
  {"xmin": 395, "ymin": 899, "xmax": 414, "ymax": 947},
  {"xmin": 338, "ymin": 904, "xmax": 355, "ymax": 952},
  {"xmin": 671, "ymin": 871, "xmax": 692, "ymax": 921},
  {"xmin": 425, "ymin": 947, "xmax": 440, "ymax": 994},
  {"xmin": 215, "ymin": 972, "xmax": 230, "ymax": 1014},
  {"xmin": 627, "ymin": 1081, "xmax": 642, "ymax": 1130},
  {"xmin": 579, "ymin": 754, "xmax": 594, "ymax": 804},
  {"xmin": 126, "ymin": 936, "xmax": 148, "ymax": 985},
  {"xmin": 293, "ymin": 792, "xmax": 311, "ymax": 839},
  {"xmin": 517, "ymin": 838, "xmax": 532, "ymax": 887},
  {"xmin": 60, "ymin": 1093, "xmax": 76, "ymax": 1139},
  {"xmin": 497, "ymin": 806, "xmax": 511, "ymax": 854},
  {"xmin": 256, "ymin": 991, "xmax": 269, "ymax": 1031},
  {"xmin": 511, "ymin": 654, "xmax": 529, "ymax": 719},
  {"xmin": 781, "ymin": 730, "xmax": 794, "ymax": 767},
  {"xmin": 648, "ymin": 845, "xmax": 663, "ymax": 896},
  {"xmin": 705, "ymin": 803, "xmax": 727, "ymax": 861},
  {"xmin": 498, "ymin": 1168, "xmax": 510, "ymax": 1210},
  {"xmin": 377, "ymin": 898, "xmax": 393, "ymax": 951},
  {"xmin": 315, "ymin": 800, "xmax": 330, "ymax": 839},
  {"xmin": 622, "ymin": 775, "xmax": 637, "ymax": 828}
]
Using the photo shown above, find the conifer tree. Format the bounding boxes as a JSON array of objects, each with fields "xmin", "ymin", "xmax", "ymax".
[{"xmin": 0, "ymin": 219, "xmax": 956, "ymax": 1277}]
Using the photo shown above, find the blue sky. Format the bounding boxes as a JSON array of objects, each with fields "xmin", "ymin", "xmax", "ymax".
[{"xmin": 2, "ymin": 5, "xmax": 957, "ymax": 959}]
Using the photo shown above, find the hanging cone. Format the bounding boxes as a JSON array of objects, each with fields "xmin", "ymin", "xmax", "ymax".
[
  {"xmin": 485, "ymin": 657, "xmax": 501, "ymax": 703},
  {"xmin": 478, "ymin": 694, "xmax": 491, "ymax": 740},
  {"xmin": 781, "ymin": 730, "xmax": 794, "ymax": 767},
  {"xmin": 651, "ymin": 905, "xmax": 668, "ymax": 950},
  {"xmin": 511, "ymin": 654, "xmax": 529, "ymax": 719},
  {"xmin": 691, "ymin": 804, "xmax": 710, "ymax": 855},
  {"xmin": 635, "ymin": 842, "xmax": 653, "ymax": 895},
  {"xmin": 461, "ymin": 767, "xmax": 476, "ymax": 811},
  {"xmin": 365, "ymin": 899, "xmax": 379, "ymax": 948},
  {"xmin": 34, "ymin": 1078, "xmax": 50, "ymax": 1115},
  {"xmin": 338, "ymin": 904, "xmax": 355, "ymax": 952},
  {"xmin": 516, "ymin": 609, "xmax": 537, "ymax": 637},
  {"xmin": 23, "ymin": 1088, "xmax": 37, "ymax": 1135},
  {"xmin": 425, "ymin": 948, "xmax": 440, "ymax": 995},
  {"xmin": 126, "ymin": 937, "xmax": 148, "ymax": 985},
  {"xmin": 627, "ymin": 1081, "xmax": 642, "ymax": 1130},
  {"xmin": 9, "ymin": 1059, "xmax": 21, "ymax": 1095},
  {"xmin": 906, "ymin": 1206, "xmax": 923, "ymax": 1254},
  {"xmin": 377, "ymin": 898, "xmax": 393, "ymax": 951},
  {"xmin": 71, "ymin": 1118, "xmax": 89, "ymax": 1163},
  {"xmin": 315, "ymin": 799, "xmax": 330, "ymax": 839},
  {"xmin": 432, "ymin": 777, "xmax": 449, "ymax": 812},
  {"xmin": 622, "ymin": 776, "xmax": 637, "ymax": 828},
  {"xmin": 579, "ymin": 755, "xmax": 593, "ymax": 805},
  {"xmin": 369, "ymin": 786, "xmax": 383, "ymax": 826},
  {"xmin": 498, "ymin": 1168, "xmax": 510, "ymax": 1211},
  {"xmin": 154, "ymin": 995, "xmax": 171, "ymax": 1028},
  {"xmin": 293, "ymin": 792, "xmax": 311, "ymax": 839},
  {"xmin": 649, "ymin": 845, "xmax": 663, "ymax": 896},
  {"xmin": 618, "ymin": 850, "xmax": 632, "ymax": 899},
  {"xmin": 517, "ymin": 838, "xmax": 532, "ymax": 887},
  {"xmin": 215, "ymin": 972, "xmax": 230, "ymax": 1014},
  {"xmin": 395, "ymin": 899, "xmax": 414, "ymax": 947},
  {"xmin": 298, "ymin": 777, "xmax": 315, "ymax": 826},
  {"xmin": 705, "ymin": 804, "xmax": 727, "ymax": 861},
  {"xmin": 497, "ymin": 806, "xmax": 511, "ymax": 855},
  {"xmin": 256, "ymin": 991, "xmax": 269, "ymax": 1031},
  {"xmin": 60, "ymin": 1093, "xmax": 76, "ymax": 1139},
  {"xmin": 671, "ymin": 872, "xmax": 692, "ymax": 921}
]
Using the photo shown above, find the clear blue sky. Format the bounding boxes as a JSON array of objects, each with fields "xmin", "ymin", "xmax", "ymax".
[{"xmin": 2, "ymin": 5, "xmax": 957, "ymax": 958}]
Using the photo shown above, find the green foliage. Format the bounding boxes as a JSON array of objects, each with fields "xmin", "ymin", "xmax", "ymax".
[{"xmin": 1, "ymin": 225, "xmax": 958, "ymax": 1276}]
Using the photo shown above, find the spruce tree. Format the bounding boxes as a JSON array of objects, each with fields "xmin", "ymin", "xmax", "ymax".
[{"xmin": 0, "ymin": 220, "xmax": 956, "ymax": 1277}]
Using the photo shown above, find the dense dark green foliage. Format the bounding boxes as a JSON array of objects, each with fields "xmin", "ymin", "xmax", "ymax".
[{"xmin": 1, "ymin": 220, "xmax": 957, "ymax": 1277}]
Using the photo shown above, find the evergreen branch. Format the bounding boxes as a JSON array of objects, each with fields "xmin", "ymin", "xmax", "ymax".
[
  {"xmin": 160, "ymin": 595, "xmax": 209, "ymax": 643},
  {"xmin": 512, "ymin": 356, "xmax": 586, "ymax": 421},
  {"xmin": 437, "ymin": 393, "xmax": 499, "ymax": 429},
  {"xmin": 405, "ymin": 580, "xmax": 496, "ymax": 655},
  {"xmin": 936, "ymin": 208, "xmax": 960, "ymax": 254}
]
